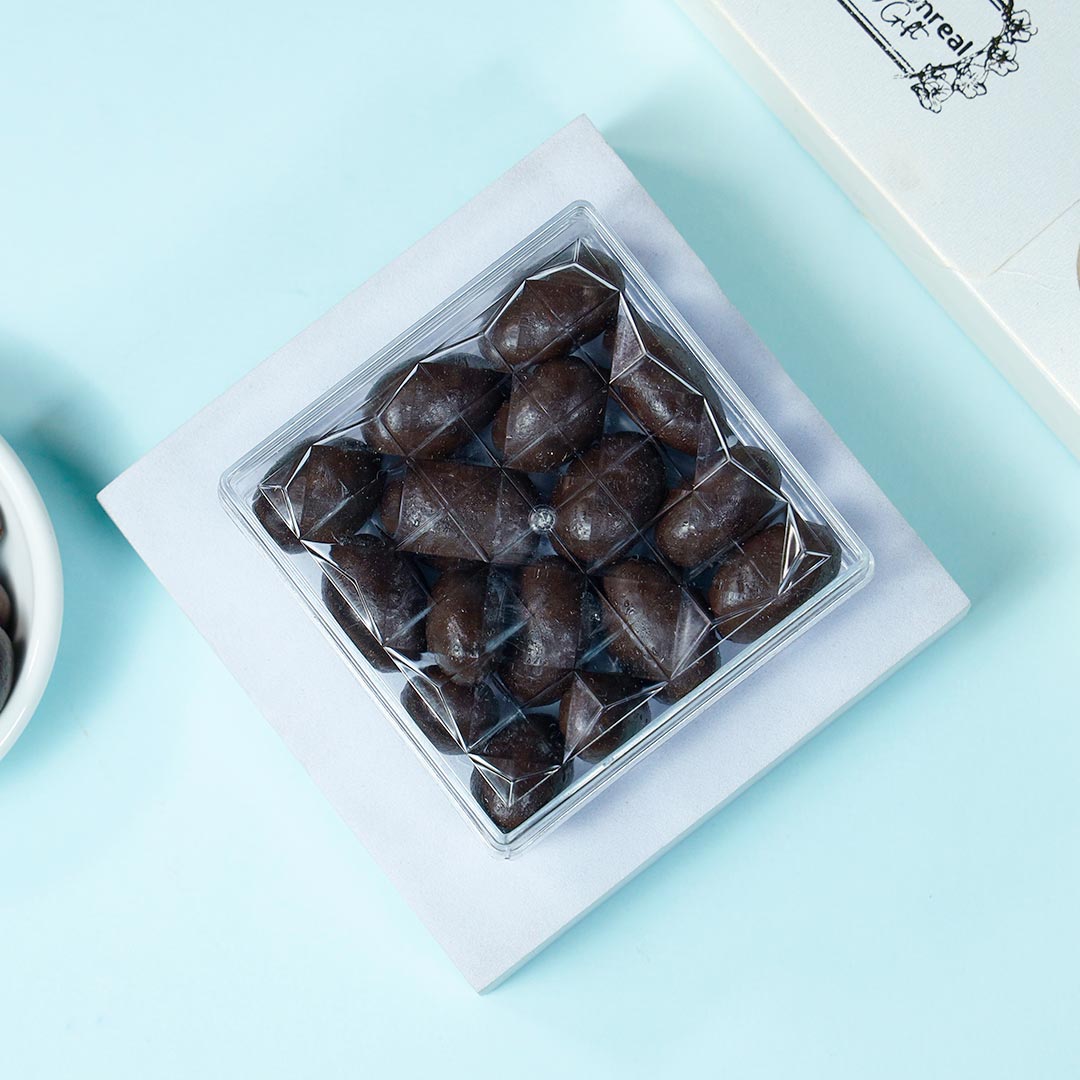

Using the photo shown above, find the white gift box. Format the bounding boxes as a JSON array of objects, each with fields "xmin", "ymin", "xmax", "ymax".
[
  {"xmin": 99, "ymin": 117, "xmax": 968, "ymax": 990},
  {"xmin": 679, "ymin": 0, "xmax": 1080, "ymax": 457}
]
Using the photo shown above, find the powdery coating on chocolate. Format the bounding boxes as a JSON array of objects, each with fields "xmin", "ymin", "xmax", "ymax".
[
  {"xmin": 500, "ymin": 557, "xmax": 601, "ymax": 707},
  {"xmin": 400, "ymin": 665, "xmax": 499, "ymax": 755},
  {"xmin": 320, "ymin": 537, "xmax": 427, "ymax": 672},
  {"xmin": 469, "ymin": 712, "xmax": 570, "ymax": 832},
  {"xmin": 655, "ymin": 445, "xmax": 782, "ymax": 569},
  {"xmin": 606, "ymin": 313, "xmax": 727, "ymax": 458},
  {"xmin": 559, "ymin": 670, "xmax": 654, "ymax": 763},
  {"xmin": 708, "ymin": 518, "xmax": 842, "ymax": 644},
  {"xmin": 380, "ymin": 460, "xmax": 541, "ymax": 565},
  {"xmin": 0, "ymin": 627, "xmax": 12, "ymax": 713},
  {"xmin": 551, "ymin": 432, "xmax": 667, "ymax": 566},
  {"xmin": 359, "ymin": 355, "xmax": 507, "ymax": 458},
  {"xmin": 491, "ymin": 356, "xmax": 608, "ymax": 472},
  {"xmin": 482, "ymin": 265, "xmax": 620, "ymax": 368},
  {"xmin": 426, "ymin": 565, "xmax": 518, "ymax": 684},
  {"xmin": 600, "ymin": 558, "xmax": 719, "ymax": 704}
]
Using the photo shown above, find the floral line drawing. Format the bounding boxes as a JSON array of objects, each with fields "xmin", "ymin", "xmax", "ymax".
[{"xmin": 910, "ymin": 2, "xmax": 1036, "ymax": 113}]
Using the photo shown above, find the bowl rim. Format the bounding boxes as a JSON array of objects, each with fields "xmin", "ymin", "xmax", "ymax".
[{"xmin": 0, "ymin": 435, "xmax": 63, "ymax": 760}]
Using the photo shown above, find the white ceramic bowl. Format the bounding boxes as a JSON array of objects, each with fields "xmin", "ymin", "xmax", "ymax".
[{"xmin": 0, "ymin": 436, "xmax": 63, "ymax": 760}]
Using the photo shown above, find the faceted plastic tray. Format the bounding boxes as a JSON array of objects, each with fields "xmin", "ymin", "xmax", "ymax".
[{"xmin": 220, "ymin": 202, "xmax": 872, "ymax": 856}]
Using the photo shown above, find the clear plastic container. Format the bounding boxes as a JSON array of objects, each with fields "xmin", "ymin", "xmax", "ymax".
[{"xmin": 220, "ymin": 202, "xmax": 873, "ymax": 857}]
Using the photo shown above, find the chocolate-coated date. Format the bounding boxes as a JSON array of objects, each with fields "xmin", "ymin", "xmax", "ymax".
[
  {"xmin": 600, "ymin": 558, "xmax": 718, "ymax": 703},
  {"xmin": 360, "ymin": 355, "xmax": 506, "ymax": 458},
  {"xmin": 381, "ymin": 460, "xmax": 540, "ymax": 565},
  {"xmin": 708, "ymin": 518, "xmax": 841, "ymax": 643},
  {"xmin": 559, "ymin": 670, "xmax": 654, "ymax": 763},
  {"xmin": 401, "ymin": 665, "xmax": 499, "ymax": 754},
  {"xmin": 321, "ymin": 537, "xmax": 426, "ymax": 672},
  {"xmin": 655, "ymin": 445, "xmax": 781, "ymax": 568},
  {"xmin": 552, "ymin": 433, "xmax": 667, "ymax": 566},
  {"xmin": 492, "ymin": 356, "xmax": 607, "ymax": 472}
]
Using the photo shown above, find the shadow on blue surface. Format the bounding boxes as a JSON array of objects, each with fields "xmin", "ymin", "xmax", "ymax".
[{"xmin": 0, "ymin": 334, "xmax": 150, "ymax": 769}]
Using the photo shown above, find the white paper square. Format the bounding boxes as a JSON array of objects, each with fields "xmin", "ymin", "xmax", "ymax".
[{"xmin": 99, "ymin": 116, "xmax": 968, "ymax": 990}]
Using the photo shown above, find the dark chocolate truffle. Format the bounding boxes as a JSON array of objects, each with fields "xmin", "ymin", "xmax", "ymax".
[
  {"xmin": 600, "ymin": 558, "xmax": 718, "ymax": 703},
  {"xmin": 491, "ymin": 356, "xmax": 608, "ymax": 472},
  {"xmin": 321, "ymin": 537, "xmax": 427, "ymax": 672},
  {"xmin": 708, "ymin": 517, "xmax": 841, "ymax": 643},
  {"xmin": 401, "ymin": 666, "xmax": 499, "ymax": 754},
  {"xmin": 380, "ymin": 460, "xmax": 540, "ymax": 565},
  {"xmin": 426, "ymin": 565, "xmax": 519, "ymax": 684},
  {"xmin": 469, "ymin": 712, "xmax": 570, "ymax": 832},
  {"xmin": 551, "ymin": 433, "xmax": 667, "ymax": 566},
  {"xmin": 255, "ymin": 438, "xmax": 383, "ymax": 548},
  {"xmin": 655, "ymin": 445, "xmax": 782, "ymax": 569},
  {"xmin": 0, "ymin": 579, "xmax": 12, "ymax": 634},
  {"xmin": 483, "ymin": 264, "xmax": 620, "ymax": 368},
  {"xmin": 606, "ymin": 310, "xmax": 726, "ymax": 458},
  {"xmin": 0, "ymin": 626, "xmax": 12, "ymax": 713},
  {"xmin": 500, "ymin": 557, "xmax": 601, "ymax": 706},
  {"xmin": 559, "ymin": 671, "xmax": 655, "ymax": 763},
  {"xmin": 359, "ymin": 354, "xmax": 507, "ymax": 458},
  {"xmin": 252, "ymin": 446, "xmax": 306, "ymax": 553}
]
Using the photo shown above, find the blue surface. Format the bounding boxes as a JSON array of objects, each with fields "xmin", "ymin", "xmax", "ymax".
[{"xmin": 2, "ymin": 2, "xmax": 1078, "ymax": 1076}]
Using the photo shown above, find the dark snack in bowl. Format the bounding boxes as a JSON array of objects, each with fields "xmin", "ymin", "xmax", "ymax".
[
  {"xmin": 606, "ymin": 309, "xmax": 727, "ymax": 458},
  {"xmin": 0, "ymin": 627, "xmax": 12, "ymax": 712},
  {"xmin": 482, "ymin": 264, "xmax": 621, "ymax": 368},
  {"xmin": 708, "ymin": 517, "xmax": 842, "ymax": 643},
  {"xmin": 470, "ymin": 712, "xmax": 570, "ymax": 832},
  {"xmin": 0, "ymin": 579, "xmax": 11, "ymax": 633},
  {"xmin": 655, "ymin": 445, "xmax": 782, "ymax": 569},
  {"xmin": 426, "ymin": 565, "xmax": 519, "ymax": 684},
  {"xmin": 359, "ymin": 355, "xmax": 507, "ymax": 459},
  {"xmin": 600, "ymin": 558, "xmax": 718, "ymax": 704},
  {"xmin": 551, "ymin": 432, "xmax": 667, "ymax": 566},
  {"xmin": 320, "ymin": 537, "xmax": 427, "ymax": 672},
  {"xmin": 400, "ymin": 665, "xmax": 499, "ymax": 754},
  {"xmin": 380, "ymin": 460, "xmax": 541, "ymax": 565},
  {"xmin": 500, "ymin": 557, "xmax": 601, "ymax": 706},
  {"xmin": 491, "ymin": 356, "xmax": 608, "ymax": 472},
  {"xmin": 254, "ymin": 438, "xmax": 383, "ymax": 548},
  {"xmin": 559, "ymin": 671, "xmax": 655, "ymax": 763}
]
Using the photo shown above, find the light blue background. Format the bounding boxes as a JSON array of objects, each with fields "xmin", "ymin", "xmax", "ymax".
[{"xmin": 2, "ymin": 2, "xmax": 1078, "ymax": 1076}]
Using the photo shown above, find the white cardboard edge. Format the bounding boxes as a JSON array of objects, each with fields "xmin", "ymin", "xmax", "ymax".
[{"xmin": 99, "ymin": 116, "xmax": 970, "ymax": 991}]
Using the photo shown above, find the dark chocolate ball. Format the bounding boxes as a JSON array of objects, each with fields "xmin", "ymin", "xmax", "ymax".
[
  {"xmin": 380, "ymin": 460, "xmax": 541, "ymax": 565},
  {"xmin": 655, "ymin": 445, "xmax": 782, "ymax": 569},
  {"xmin": 252, "ymin": 446, "xmax": 306, "ymax": 553},
  {"xmin": 0, "ymin": 579, "xmax": 12, "ymax": 633},
  {"xmin": 482, "ymin": 264, "xmax": 620, "ymax": 368},
  {"xmin": 0, "ymin": 626, "xmax": 12, "ymax": 713},
  {"xmin": 469, "ymin": 712, "xmax": 570, "ymax": 832},
  {"xmin": 552, "ymin": 433, "xmax": 667, "ymax": 566},
  {"xmin": 500, "ymin": 557, "xmax": 601, "ymax": 706},
  {"xmin": 400, "ymin": 665, "xmax": 499, "ymax": 754},
  {"xmin": 254, "ymin": 438, "xmax": 383, "ymax": 548},
  {"xmin": 600, "ymin": 558, "xmax": 719, "ymax": 703},
  {"xmin": 559, "ymin": 671, "xmax": 655, "ymax": 763},
  {"xmin": 606, "ymin": 311, "xmax": 726, "ymax": 458},
  {"xmin": 320, "ymin": 536, "xmax": 427, "ymax": 672},
  {"xmin": 708, "ymin": 517, "xmax": 841, "ymax": 643},
  {"xmin": 491, "ymin": 356, "xmax": 608, "ymax": 472},
  {"xmin": 426, "ymin": 565, "xmax": 518, "ymax": 684},
  {"xmin": 360, "ymin": 354, "xmax": 507, "ymax": 458}
]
